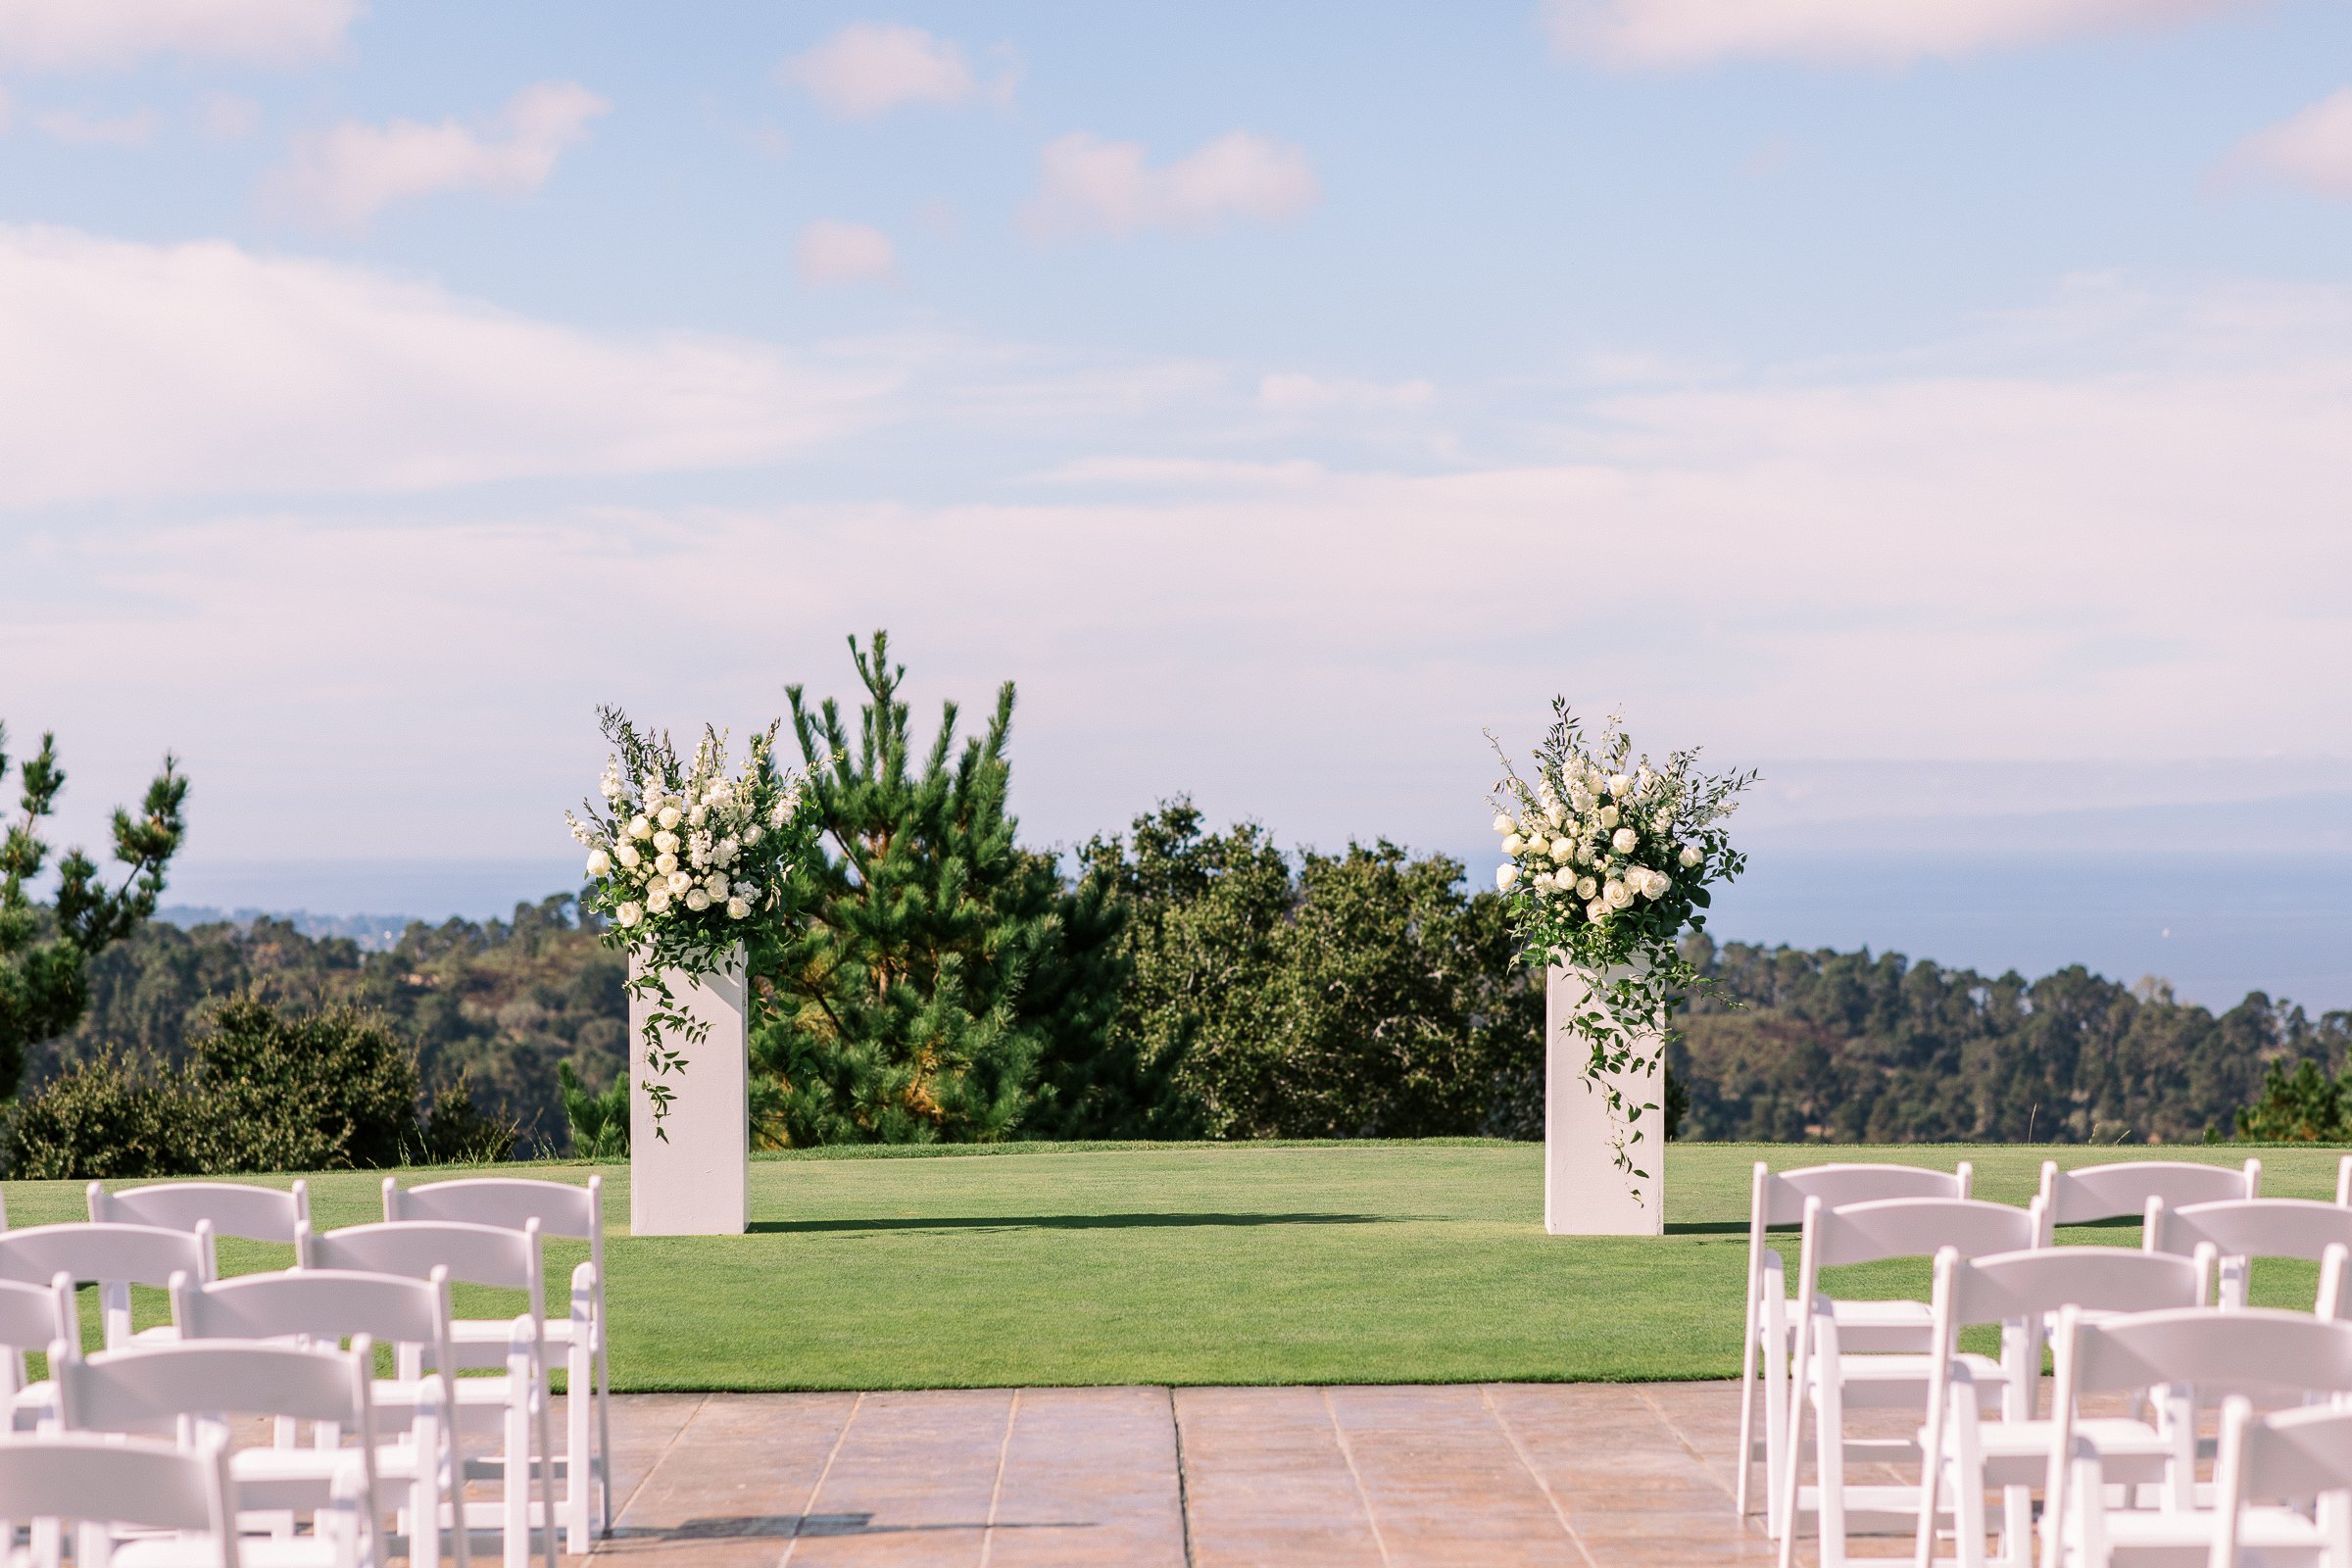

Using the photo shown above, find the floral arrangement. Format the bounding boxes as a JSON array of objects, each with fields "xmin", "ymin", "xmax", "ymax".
[
  {"xmin": 565, "ymin": 706, "xmax": 817, "ymax": 1140},
  {"xmin": 1488, "ymin": 700, "xmax": 1755, "ymax": 1189}
]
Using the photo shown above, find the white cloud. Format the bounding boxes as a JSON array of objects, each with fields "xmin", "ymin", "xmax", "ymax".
[
  {"xmin": 266, "ymin": 81, "xmax": 609, "ymax": 230},
  {"xmin": 0, "ymin": 0, "xmax": 356, "ymax": 71},
  {"xmin": 2226, "ymin": 88, "xmax": 2352, "ymax": 199},
  {"xmin": 796, "ymin": 220, "xmax": 897, "ymax": 286},
  {"xmin": 0, "ymin": 223, "xmax": 900, "ymax": 509},
  {"xmin": 779, "ymin": 24, "xmax": 1009, "ymax": 119},
  {"xmin": 1543, "ymin": 0, "xmax": 2252, "ymax": 69},
  {"xmin": 29, "ymin": 105, "xmax": 157, "ymax": 146},
  {"xmin": 1023, "ymin": 130, "xmax": 1318, "ymax": 238},
  {"xmin": 1258, "ymin": 373, "xmax": 1434, "ymax": 414}
]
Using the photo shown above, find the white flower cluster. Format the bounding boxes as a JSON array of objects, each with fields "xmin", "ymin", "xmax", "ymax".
[
  {"xmin": 1490, "ymin": 752, "xmax": 1721, "ymax": 929},
  {"xmin": 565, "ymin": 724, "xmax": 803, "ymax": 940}
]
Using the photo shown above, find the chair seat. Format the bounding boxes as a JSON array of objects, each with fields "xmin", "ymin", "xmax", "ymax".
[
  {"xmin": 1929, "ymin": 1416, "xmax": 2175, "ymax": 1489},
  {"xmin": 1779, "ymin": 1297, "xmax": 1936, "ymax": 1354},
  {"xmin": 1811, "ymin": 1352, "xmax": 2010, "ymax": 1410},
  {"xmin": 449, "ymin": 1315, "xmax": 583, "ymax": 1347},
  {"xmin": 2094, "ymin": 1502, "xmax": 2322, "ymax": 1565}
]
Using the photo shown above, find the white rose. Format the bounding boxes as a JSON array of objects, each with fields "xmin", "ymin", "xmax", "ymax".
[
  {"xmin": 655, "ymin": 852, "xmax": 678, "ymax": 875},
  {"xmin": 743, "ymin": 825, "xmax": 763, "ymax": 846},
  {"xmin": 652, "ymin": 829, "xmax": 678, "ymax": 855},
  {"xmin": 1679, "ymin": 844, "xmax": 1702, "ymax": 867},
  {"xmin": 614, "ymin": 843, "xmax": 642, "ymax": 869},
  {"xmin": 645, "ymin": 887, "xmax": 671, "ymax": 914},
  {"xmin": 706, "ymin": 872, "xmax": 728, "ymax": 898},
  {"xmin": 1493, "ymin": 813, "xmax": 1515, "ymax": 835},
  {"xmin": 685, "ymin": 888, "xmax": 710, "ymax": 911},
  {"xmin": 1608, "ymin": 773, "xmax": 1632, "ymax": 797},
  {"xmin": 1502, "ymin": 833, "xmax": 1524, "ymax": 856},
  {"xmin": 1612, "ymin": 827, "xmax": 1639, "ymax": 855},
  {"xmin": 658, "ymin": 805, "xmax": 683, "ymax": 830},
  {"xmin": 615, "ymin": 902, "xmax": 642, "ymax": 927},
  {"xmin": 1586, "ymin": 897, "xmax": 1609, "ymax": 922},
  {"xmin": 724, "ymin": 897, "xmax": 749, "ymax": 919},
  {"xmin": 1576, "ymin": 876, "xmax": 1597, "ymax": 900},
  {"xmin": 585, "ymin": 849, "xmax": 611, "ymax": 878},
  {"xmin": 667, "ymin": 870, "xmax": 694, "ymax": 896},
  {"xmin": 628, "ymin": 814, "xmax": 653, "ymax": 840},
  {"xmin": 1549, "ymin": 836, "xmax": 1574, "ymax": 860},
  {"xmin": 1597, "ymin": 805, "xmax": 1620, "ymax": 830},
  {"xmin": 1605, "ymin": 878, "xmax": 1633, "ymax": 908},
  {"xmin": 1496, "ymin": 863, "xmax": 1520, "ymax": 890},
  {"xmin": 1642, "ymin": 870, "xmax": 1670, "ymax": 900}
]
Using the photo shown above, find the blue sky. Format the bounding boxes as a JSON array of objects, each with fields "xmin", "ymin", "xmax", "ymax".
[{"xmin": 5, "ymin": 0, "xmax": 2351, "ymax": 997}]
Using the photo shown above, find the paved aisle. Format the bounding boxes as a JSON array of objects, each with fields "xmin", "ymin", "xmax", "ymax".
[{"xmin": 576, "ymin": 1381, "xmax": 1844, "ymax": 1566}]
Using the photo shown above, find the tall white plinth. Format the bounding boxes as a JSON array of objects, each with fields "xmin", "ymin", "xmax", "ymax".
[
  {"xmin": 628, "ymin": 954, "xmax": 749, "ymax": 1237},
  {"xmin": 1544, "ymin": 963, "xmax": 1664, "ymax": 1236}
]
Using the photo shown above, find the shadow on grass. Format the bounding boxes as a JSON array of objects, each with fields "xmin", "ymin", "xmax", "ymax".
[
  {"xmin": 1663, "ymin": 1221, "xmax": 1749, "ymax": 1236},
  {"xmin": 749, "ymin": 1211, "xmax": 1390, "ymax": 1235}
]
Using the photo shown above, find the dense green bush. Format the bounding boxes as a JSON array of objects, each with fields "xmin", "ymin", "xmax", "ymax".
[{"xmin": 2, "ymin": 992, "xmax": 514, "ymax": 1178}]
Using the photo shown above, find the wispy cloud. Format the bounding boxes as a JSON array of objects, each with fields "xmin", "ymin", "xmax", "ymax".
[
  {"xmin": 266, "ymin": 81, "xmax": 609, "ymax": 230},
  {"xmin": 797, "ymin": 219, "xmax": 897, "ymax": 286},
  {"xmin": 29, "ymin": 105, "xmax": 158, "ymax": 146},
  {"xmin": 2224, "ymin": 87, "xmax": 2352, "ymax": 199},
  {"xmin": 0, "ymin": 0, "xmax": 356, "ymax": 72},
  {"xmin": 0, "ymin": 223, "xmax": 900, "ymax": 508},
  {"xmin": 1258, "ymin": 373, "xmax": 1434, "ymax": 414},
  {"xmin": 779, "ymin": 24, "xmax": 1013, "ymax": 119},
  {"xmin": 1543, "ymin": 0, "xmax": 2253, "ymax": 69},
  {"xmin": 1023, "ymin": 130, "xmax": 1318, "ymax": 239}
]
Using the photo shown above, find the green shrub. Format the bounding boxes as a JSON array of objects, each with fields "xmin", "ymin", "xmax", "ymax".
[
  {"xmin": 188, "ymin": 993, "xmax": 420, "ymax": 1173},
  {"xmin": 1, "ymin": 1050, "xmax": 200, "ymax": 1180},
  {"xmin": 559, "ymin": 1059, "xmax": 627, "ymax": 1158},
  {"xmin": 416, "ymin": 1070, "xmax": 522, "ymax": 1164}
]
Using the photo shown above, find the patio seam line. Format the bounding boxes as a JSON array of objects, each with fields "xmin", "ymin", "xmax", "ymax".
[
  {"xmin": 1480, "ymin": 1384, "xmax": 1595, "ymax": 1568},
  {"xmin": 1321, "ymin": 1386, "xmax": 1394, "ymax": 1568},
  {"xmin": 1633, "ymin": 1385, "xmax": 1742, "ymax": 1504},
  {"xmin": 977, "ymin": 1387, "xmax": 1020, "ymax": 1568},
  {"xmin": 1167, "ymin": 1387, "xmax": 1196, "ymax": 1568},
  {"xmin": 778, "ymin": 1389, "xmax": 863, "ymax": 1566},
  {"xmin": 604, "ymin": 1390, "xmax": 710, "ymax": 1545}
]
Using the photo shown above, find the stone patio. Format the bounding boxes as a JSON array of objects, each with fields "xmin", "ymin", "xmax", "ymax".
[{"xmin": 576, "ymin": 1381, "xmax": 1888, "ymax": 1567}]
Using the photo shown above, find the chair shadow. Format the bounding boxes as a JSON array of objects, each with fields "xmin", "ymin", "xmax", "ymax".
[
  {"xmin": 748, "ymin": 1211, "xmax": 1389, "ymax": 1235},
  {"xmin": 614, "ymin": 1514, "xmax": 1089, "ymax": 1541}
]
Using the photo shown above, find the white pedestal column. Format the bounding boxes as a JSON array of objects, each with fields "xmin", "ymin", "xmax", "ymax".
[
  {"xmin": 628, "ymin": 953, "xmax": 749, "ymax": 1236},
  {"xmin": 1544, "ymin": 963, "xmax": 1664, "ymax": 1236}
]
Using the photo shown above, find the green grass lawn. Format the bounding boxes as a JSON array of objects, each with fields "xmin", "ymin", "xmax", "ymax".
[{"xmin": 8, "ymin": 1141, "xmax": 2340, "ymax": 1390}]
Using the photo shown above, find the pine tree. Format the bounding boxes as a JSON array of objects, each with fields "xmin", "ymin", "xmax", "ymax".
[
  {"xmin": 0, "ymin": 723, "xmax": 187, "ymax": 1100},
  {"xmin": 749, "ymin": 632, "xmax": 1125, "ymax": 1144}
]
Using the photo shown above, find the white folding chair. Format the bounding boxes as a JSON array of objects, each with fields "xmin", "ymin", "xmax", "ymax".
[
  {"xmin": 0, "ymin": 1222, "xmax": 215, "ymax": 1348},
  {"xmin": 2335, "ymin": 1156, "xmax": 2352, "ymax": 1209},
  {"xmin": 2035, "ymin": 1159, "xmax": 2260, "ymax": 1248},
  {"xmin": 1913, "ymin": 1246, "xmax": 2210, "ymax": 1568},
  {"xmin": 0, "ymin": 1272, "xmax": 76, "ymax": 1431},
  {"xmin": 1740, "ymin": 1160, "xmax": 1975, "ymax": 1530},
  {"xmin": 2210, "ymin": 1397, "xmax": 2352, "ymax": 1568},
  {"xmin": 383, "ymin": 1175, "xmax": 609, "ymax": 1548},
  {"xmin": 52, "ymin": 1334, "xmax": 377, "ymax": 1568},
  {"xmin": 172, "ymin": 1268, "xmax": 471, "ymax": 1568},
  {"xmin": 2150, "ymin": 1198, "xmax": 2352, "ymax": 1311},
  {"xmin": 90, "ymin": 1180, "xmax": 310, "ymax": 1245},
  {"xmin": 0, "ymin": 1431, "xmax": 244, "ymax": 1568},
  {"xmin": 2042, "ymin": 1307, "xmax": 2352, "ymax": 1568},
  {"xmin": 301, "ymin": 1221, "xmax": 557, "ymax": 1568},
  {"xmin": 1779, "ymin": 1195, "xmax": 2041, "ymax": 1568}
]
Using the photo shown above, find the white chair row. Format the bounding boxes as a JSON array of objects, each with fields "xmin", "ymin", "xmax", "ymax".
[{"xmin": 0, "ymin": 1173, "xmax": 610, "ymax": 1568}]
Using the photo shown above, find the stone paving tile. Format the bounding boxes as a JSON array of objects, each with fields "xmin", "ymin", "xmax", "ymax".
[
  {"xmin": 983, "ymin": 1387, "xmax": 1185, "ymax": 1568},
  {"xmin": 1327, "ymin": 1385, "xmax": 1582, "ymax": 1567},
  {"xmin": 1174, "ymin": 1386, "xmax": 1386, "ymax": 1568},
  {"xmin": 602, "ymin": 1392, "xmax": 858, "ymax": 1568},
  {"xmin": 782, "ymin": 1389, "xmax": 1014, "ymax": 1568}
]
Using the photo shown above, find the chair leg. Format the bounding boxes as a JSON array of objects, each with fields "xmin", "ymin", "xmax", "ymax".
[
  {"xmin": 1764, "ymin": 1313, "xmax": 1791, "ymax": 1539},
  {"xmin": 1738, "ymin": 1292, "xmax": 1760, "ymax": 1518},
  {"xmin": 565, "ymin": 1339, "xmax": 592, "ymax": 1553},
  {"xmin": 1815, "ymin": 1372, "xmax": 1847, "ymax": 1568},
  {"xmin": 503, "ymin": 1390, "xmax": 529, "ymax": 1568},
  {"xmin": 595, "ymin": 1330, "xmax": 613, "ymax": 1537}
]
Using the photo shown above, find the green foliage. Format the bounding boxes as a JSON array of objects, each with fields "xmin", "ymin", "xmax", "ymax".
[
  {"xmin": 0, "ymin": 722, "xmax": 187, "ymax": 1100},
  {"xmin": 2236, "ymin": 1055, "xmax": 2352, "ymax": 1143},
  {"xmin": 48, "ymin": 895, "xmax": 624, "ymax": 1148},
  {"xmin": 750, "ymin": 631, "xmax": 1125, "ymax": 1146},
  {"xmin": 560, "ymin": 1058, "xmax": 629, "ymax": 1158},
  {"xmin": 1085, "ymin": 802, "xmax": 1544, "ymax": 1140},
  {"xmin": 0, "ymin": 1050, "xmax": 200, "ymax": 1180}
]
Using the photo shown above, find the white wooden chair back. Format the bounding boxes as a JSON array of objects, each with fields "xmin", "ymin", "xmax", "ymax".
[
  {"xmin": 55, "ymin": 1335, "xmax": 376, "ymax": 1440},
  {"xmin": 385, "ymin": 1176, "xmax": 600, "ymax": 1242},
  {"xmin": 2035, "ymin": 1158, "xmax": 2259, "ymax": 1244},
  {"xmin": 172, "ymin": 1265, "xmax": 457, "ymax": 1372},
  {"xmin": 1802, "ymin": 1196, "xmax": 2039, "ymax": 1276},
  {"xmin": 0, "ymin": 1273, "xmax": 75, "ymax": 1397},
  {"xmin": 2210, "ymin": 1398, "xmax": 2352, "ymax": 1568},
  {"xmin": 2149, "ymin": 1198, "xmax": 2352, "ymax": 1309},
  {"xmin": 301, "ymin": 1220, "xmax": 542, "ymax": 1310},
  {"xmin": 0, "ymin": 1221, "xmax": 216, "ymax": 1348},
  {"xmin": 2044, "ymin": 1306, "xmax": 2352, "ymax": 1568},
  {"xmin": 0, "ymin": 1432, "xmax": 239, "ymax": 1562},
  {"xmin": 90, "ymin": 1179, "xmax": 309, "ymax": 1244}
]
